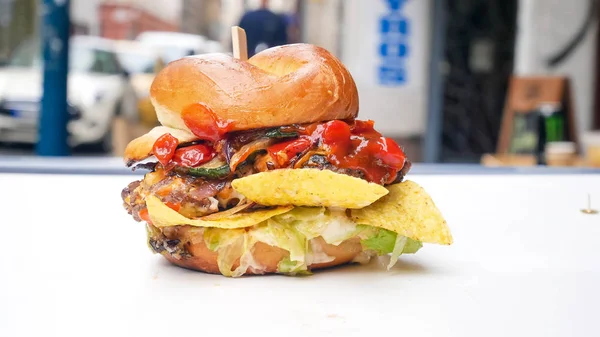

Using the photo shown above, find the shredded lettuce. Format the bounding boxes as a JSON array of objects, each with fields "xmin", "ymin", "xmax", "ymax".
[
  {"xmin": 203, "ymin": 228, "xmax": 261, "ymax": 277},
  {"xmin": 359, "ymin": 227, "xmax": 422, "ymax": 254},
  {"xmin": 274, "ymin": 207, "xmax": 359, "ymax": 245},
  {"xmin": 388, "ymin": 235, "xmax": 408, "ymax": 270},
  {"xmin": 250, "ymin": 219, "xmax": 306, "ymax": 262},
  {"xmin": 277, "ymin": 257, "xmax": 311, "ymax": 275},
  {"xmin": 357, "ymin": 226, "xmax": 423, "ymax": 269},
  {"xmin": 319, "ymin": 209, "xmax": 360, "ymax": 245},
  {"xmin": 216, "ymin": 235, "xmax": 245, "ymax": 277},
  {"xmin": 359, "ymin": 226, "xmax": 397, "ymax": 254},
  {"xmin": 250, "ymin": 219, "xmax": 313, "ymax": 274},
  {"xmin": 401, "ymin": 237, "xmax": 423, "ymax": 254},
  {"xmin": 276, "ymin": 207, "xmax": 328, "ymax": 240},
  {"xmin": 199, "ymin": 208, "xmax": 425, "ymax": 277},
  {"xmin": 204, "ymin": 228, "xmax": 244, "ymax": 251}
]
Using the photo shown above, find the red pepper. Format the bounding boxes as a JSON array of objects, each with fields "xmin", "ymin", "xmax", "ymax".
[
  {"xmin": 320, "ymin": 120, "xmax": 352, "ymax": 149},
  {"xmin": 310, "ymin": 119, "xmax": 408, "ymax": 185},
  {"xmin": 181, "ymin": 103, "xmax": 232, "ymax": 142},
  {"xmin": 152, "ymin": 133, "xmax": 179, "ymax": 166},
  {"xmin": 351, "ymin": 120, "xmax": 380, "ymax": 138},
  {"xmin": 138, "ymin": 209, "xmax": 152, "ymax": 224},
  {"xmin": 164, "ymin": 202, "xmax": 181, "ymax": 212},
  {"xmin": 373, "ymin": 137, "xmax": 406, "ymax": 169},
  {"xmin": 171, "ymin": 144, "xmax": 215, "ymax": 167},
  {"xmin": 138, "ymin": 203, "xmax": 179, "ymax": 224},
  {"xmin": 267, "ymin": 137, "xmax": 312, "ymax": 166}
]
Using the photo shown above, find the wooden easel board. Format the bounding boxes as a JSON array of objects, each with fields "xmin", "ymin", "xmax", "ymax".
[{"xmin": 496, "ymin": 76, "xmax": 580, "ymax": 154}]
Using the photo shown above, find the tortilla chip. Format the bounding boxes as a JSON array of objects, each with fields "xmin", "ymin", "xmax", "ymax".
[
  {"xmin": 199, "ymin": 203, "xmax": 253, "ymax": 221},
  {"xmin": 350, "ymin": 180, "xmax": 453, "ymax": 245},
  {"xmin": 146, "ymin": 195, "xmax": 293, "ymax": 228},
  {"xmin": 231, "ymin": 169, "xmax": 389, "ymax": 209}
]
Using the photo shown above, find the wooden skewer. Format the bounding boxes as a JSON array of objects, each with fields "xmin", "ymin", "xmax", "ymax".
[{"xmin": 231, "ymin": 26, "xmax": 248, "ymax": 61}]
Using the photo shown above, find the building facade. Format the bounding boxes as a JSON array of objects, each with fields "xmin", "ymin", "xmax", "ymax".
[
  {"xmin": 71, "ymin": 0, "xmax": 182, "ymax": 40},
  {"xmin": 180, "ymin": 0, "xmax": 221, "ymax": 40},
  {"xmin": 98, "ymin": 2, "xmax": 179, "ymax": 40},
  {"xmin": 0, "ymin": 0, "xmax": 36, "ymax": 60}
]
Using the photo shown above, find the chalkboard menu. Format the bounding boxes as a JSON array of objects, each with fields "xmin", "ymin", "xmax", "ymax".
[{"xmin": 497, "ymin": 76, "xmax": 579, "ymax": 155}]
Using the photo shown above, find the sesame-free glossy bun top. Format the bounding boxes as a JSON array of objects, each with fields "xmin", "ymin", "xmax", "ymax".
[{"xmin": 149, "ymin": 43, "xmax": 359, "ymax": 132}]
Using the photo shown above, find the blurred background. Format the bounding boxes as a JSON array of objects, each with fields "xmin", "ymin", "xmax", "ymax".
[{"xmin": 0, "ymin": 0, "xmax": 599, "ymax": 167}]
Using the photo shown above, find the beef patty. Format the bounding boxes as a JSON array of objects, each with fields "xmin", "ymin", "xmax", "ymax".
[
  {"xmin": 121, "ymin": 168, "xmax": 246, "ymax": 221},
  {"xmin": 122, "ymin": 153, "xmax": 410, "ymax": 222}
]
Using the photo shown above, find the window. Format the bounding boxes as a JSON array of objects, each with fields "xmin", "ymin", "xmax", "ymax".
[
  {"xmin": 7, "ymin": 39, "xmax": 41, "ymax": 67},
  {"xmin": 116, "ymin": 52, "xmax": 157, "ymax": 74},
  {"xmin": 70, "ymin": 47, "xmax": 122, "ymax": 74}
]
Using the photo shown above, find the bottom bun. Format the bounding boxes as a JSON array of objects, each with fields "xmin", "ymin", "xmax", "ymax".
[{"xmin": 151, "ymin": 225, "xmax": 366, "ymax": 275}]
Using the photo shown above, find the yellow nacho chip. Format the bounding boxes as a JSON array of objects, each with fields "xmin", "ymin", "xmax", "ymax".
[
  {"xmin": 231, "ymin": 169, "xmax": 389, "ymax": 209},
  {"xmin": 146, "ymin": 195, "xmax": 293, "ymax": 228},
  {"xmin": 350, "ymin": 180, "xmax": 453, "ymax": 245}
]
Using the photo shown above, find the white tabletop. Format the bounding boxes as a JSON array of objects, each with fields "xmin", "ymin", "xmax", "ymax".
[{"xmin": 0, "ymin": 172, "xmax": 599, "ymax": 337}]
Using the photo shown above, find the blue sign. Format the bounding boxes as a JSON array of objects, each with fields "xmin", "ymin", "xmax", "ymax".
[{"xmin": 378, "ymin": 0, "xmax": 409, "ymax": 86}]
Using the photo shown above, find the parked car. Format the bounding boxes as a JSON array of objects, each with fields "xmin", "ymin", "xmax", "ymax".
[
  {"xmin": 135, "ymin": 31, "xmax": 224, "ymax": 63},
  {"xmin": 0, "ymin": 35, "xmax": 138, "ymax": 152},
  {"xmin": 125, "ymin": 33, "xmax": 225, "ymax": 128},
  {"xmin": 112, "ymin": 40, "xmax": 162, "ymax": 127}
]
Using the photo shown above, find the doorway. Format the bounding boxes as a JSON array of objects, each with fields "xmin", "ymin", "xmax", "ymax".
[{"xmin": 440, "ymin": 0, "xmax": 519, "ymax": 162}]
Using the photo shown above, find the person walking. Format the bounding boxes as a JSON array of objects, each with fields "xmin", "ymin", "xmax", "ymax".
[{"xmin": 238, "ymin": 0, "xmax": 288, "ymax": 57}]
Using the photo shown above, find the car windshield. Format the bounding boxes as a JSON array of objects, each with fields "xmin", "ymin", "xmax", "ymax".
[
  {"xmin": 7, "ymin": 39, "xmax": 40, "ymax": 67},
  {"xmin": 116, "ymin": 51, "xmax": 156, "ymax": 74},
  {"xmin": 8, "ymin": 39, "xmax": 122, "ymax": 74}
]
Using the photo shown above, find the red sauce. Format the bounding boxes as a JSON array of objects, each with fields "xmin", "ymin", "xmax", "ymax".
[
  {"xmin": 139, "ymin": 203, "xmax": 180, "ymax": 224},
  {"xmin": 329, "ymin": 120, "xmax": 406, "ymax": 184},
  {"xmin": 153, "ymin": 114, "xmax": 406, "ymax": 185},
  {"xmin": 282, "ymin": 119, "xmax": 407, "ymax": 184},
  {"xmin": 181, "ymin": 103, "xmax": 233, "ymax": 142},
  {"xmin": 164, "ymin": 202, "xmax": 181, "ymax": 212},
  {"xmin": 267, "ymin": 137, "xmax": 312, "ymax": 167},
  {"xmin": 152, "ymin": 133, "xmax": 179, "ymax": 166},
  {"xmin": 156, "ymin": 186, "xmax": 173, "ymax": 197},
  {"xmin": 171, "ymin": 144, "xmax": 215, "ymax": 167},
  {"xmin": 138, "ymin": 209, "xmax": 152, "ymax": 224},
  {"xmin": 152, "ymin": 134, "xmax": 215, "ymax": 168}
]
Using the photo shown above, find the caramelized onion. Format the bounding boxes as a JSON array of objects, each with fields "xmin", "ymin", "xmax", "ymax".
[
  {"xmin": 199, "ymin": 202, "xmax": 254, "ymax": 220},
  {"xmin": 229, "ymin": 137, "xmax": 275, "ymax": 171},
  {"xmin": 188, "ymin": 181, "xmax": 226, "ymax": 201},
  {"xmin": 293, "ymin": 150, "xmax": 328, "ymax": 169}
]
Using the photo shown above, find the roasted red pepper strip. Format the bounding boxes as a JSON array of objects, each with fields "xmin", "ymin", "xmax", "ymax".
[
  {"xmin": 374, "ymin": 137, "xmax": 406, "ymax": 170},
  {"xmin": 171, "ymin": 144, "xmax": 215, "ymax": 167},
  {"xmin": 181, "ymin": 103, "xmax": 232, "ymax": 142},
  {"xmin": 312, "ymin": 119, "xmax": 407, "ymax": 184},
  {"xmin": 267, "ymin": 137, "xmax": 312, "ymax": 167},
  {"xmin": 264, "ymin": 119, "xmax": 407, "ymax": 184},
  {"xmin": 138, "ymin": 209, "xmax": 152, "ymax": 224},
  {"xmin": 152, "ymin": 133, "xmax": 179, "ymax": 166},
  {"xmin": 164, "ymin": 202, "xmax": 181, "ymax": 212},
  {"xmin": 321, "ymin": 120, "xmax": 352, "ymax": 151},
  {"xmin": 139, "ymin": 203, "xmax": 179, "ymax": 224}
]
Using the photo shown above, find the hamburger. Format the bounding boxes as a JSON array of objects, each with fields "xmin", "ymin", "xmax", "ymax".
[{"xmin": 121, "ymin": 43, "xmax": 452, "ymax": 277}]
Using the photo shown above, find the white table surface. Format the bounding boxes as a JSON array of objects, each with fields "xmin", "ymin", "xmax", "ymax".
[{"xmin": 0, "ymin": 173, "xmax": 599, "ymax": 337}]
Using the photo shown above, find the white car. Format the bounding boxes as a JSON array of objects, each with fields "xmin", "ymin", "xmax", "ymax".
[
  {"xmin": 112, "ymin": 40, "xmax": 160, "ymax": 101},
  {"xmin": 135, "ymin": 31, "xmax": 225, "ymax": 63},
  {"xmin": 0, "ymin": 36, "xmax": 138, "ymax": 151}
]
